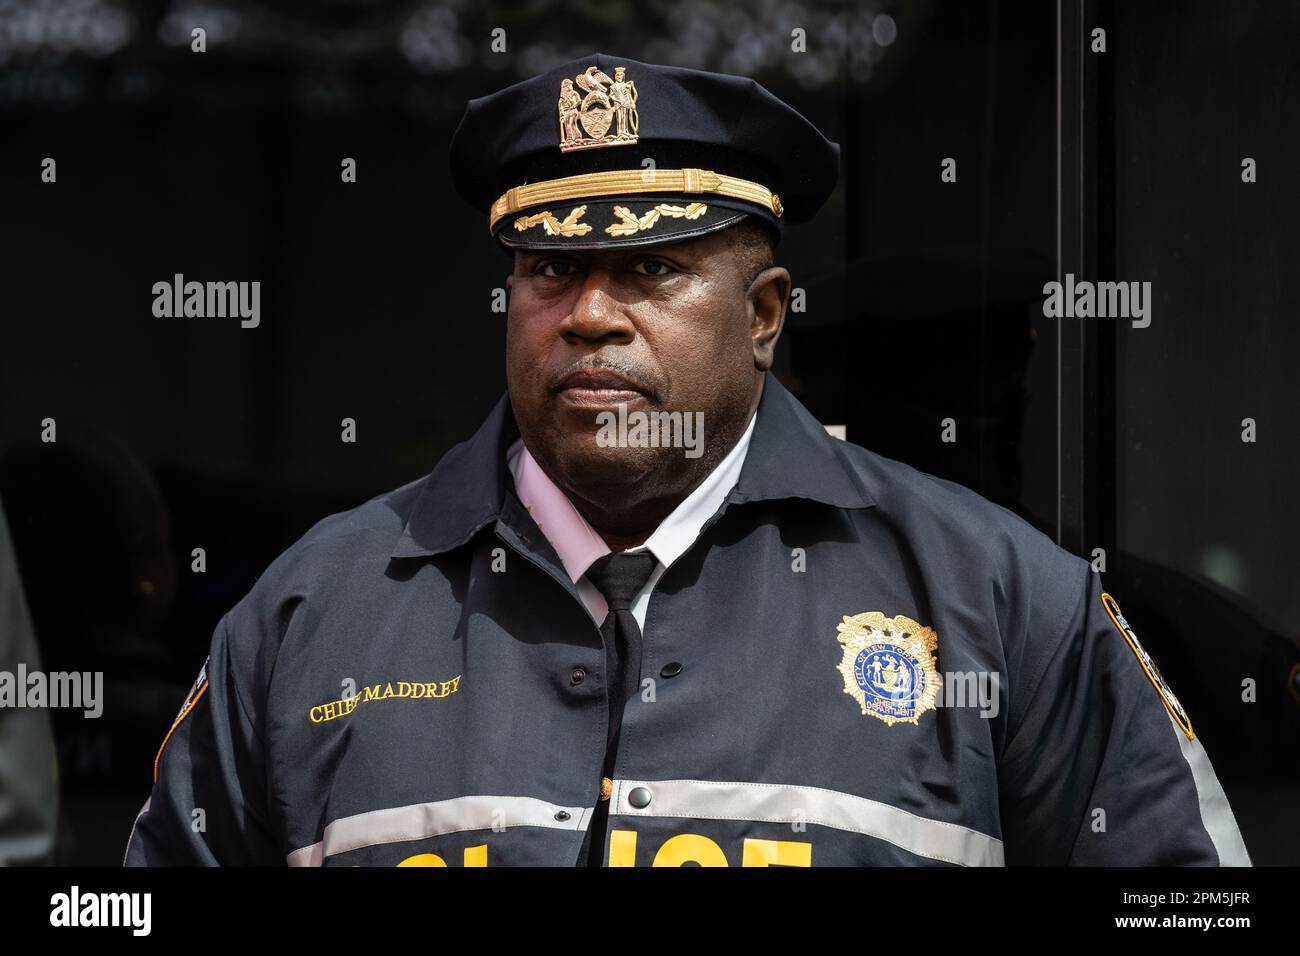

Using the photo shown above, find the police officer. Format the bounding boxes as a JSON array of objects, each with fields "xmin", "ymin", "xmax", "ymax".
[{"xmin": 126, "ymin": 53, "xmax": 1249, "ymax": 867}]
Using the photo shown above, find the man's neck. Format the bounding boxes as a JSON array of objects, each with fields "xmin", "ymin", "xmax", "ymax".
[
  {"xmin": 566, "ymin": 403, "xmax": 761, "ymax": 551},
  {"xmin": 577, "ymin": 385, "xmax": 764, "ymax": 548},
  {"xmin": 567, "ymin": 486, "xmax": 695, "ymax": 552},
  {"xmin": 520, "ymin": 380, "xmax": 764, "ymax": 554},
  {"xmin": 600, "ymin": 529, "xmax": 651, "ymax": 551}
]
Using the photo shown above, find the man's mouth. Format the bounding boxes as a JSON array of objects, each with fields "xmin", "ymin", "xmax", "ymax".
[{"xmin": 552, "ymin": 368, "xmax": 651, "ymax": 408}]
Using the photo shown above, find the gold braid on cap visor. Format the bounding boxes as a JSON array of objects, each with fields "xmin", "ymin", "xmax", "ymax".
[{"xmin": 488, "ymin": 167, "xmax": 783, "ymax": 235}]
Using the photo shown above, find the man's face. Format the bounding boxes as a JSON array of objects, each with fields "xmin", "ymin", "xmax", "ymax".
[{"xmin": 505, "ymin": 227, "xmax": 786, "ymax": 510}]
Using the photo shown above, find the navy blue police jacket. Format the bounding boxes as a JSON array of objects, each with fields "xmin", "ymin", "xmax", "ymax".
[{"xmin": 124, "ymin": 374, "xmax": 1250, "ymax": 866}]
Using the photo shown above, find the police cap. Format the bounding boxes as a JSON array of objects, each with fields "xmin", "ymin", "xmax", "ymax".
[{"xmin": 449, "ymin": 52, "xmax": 840, "ymax": 251}]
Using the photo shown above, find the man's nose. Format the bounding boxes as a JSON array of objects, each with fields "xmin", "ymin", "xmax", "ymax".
[{"xmin": 560, "ymin": 272, "xmax": 635, "ymax": 344}]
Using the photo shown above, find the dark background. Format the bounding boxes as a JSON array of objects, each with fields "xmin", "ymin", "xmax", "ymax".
[{"xmin": 1, "ymin": 0, "xmax": 1296, "ymax": 864}]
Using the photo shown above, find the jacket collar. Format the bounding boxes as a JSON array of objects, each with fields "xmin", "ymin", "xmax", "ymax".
[
  {"xmin": 730, "ymin": 372, "xmax": 874, "ymax": 510},
  {"xmin": 390, "ymin": 371, "xmax": 873, "ymax": 559},
  {"xmin": 389, "ymin": 392, "xmax": 520, "ymax": 559}
]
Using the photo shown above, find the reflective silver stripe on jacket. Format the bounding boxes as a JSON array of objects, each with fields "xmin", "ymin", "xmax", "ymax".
[
  {"xmin": 611, "ymin": 777, "xmax": 1004, "ymax": 866},
  {"xmin": 286, "ymin": 795, "xmax": 593, "ymax": 866},
  {"xmin": 1164, "ymin": 713, "xmax": 1253, "ymax": 866}
]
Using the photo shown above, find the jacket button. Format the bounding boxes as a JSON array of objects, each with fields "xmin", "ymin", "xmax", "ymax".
[
  {"xmin": 660, "ymin": 661, "xmax": 683, "ymax": 678},
  {"xmin": 554, "ymin": 810, "xmax": 571, "ymax": 822},
  {"xmin": 628, "ymin": 786, "xmax": 652, "ymax": 809},
  {"xmin": 569, "ymin": 667, "xmax": 586, "ymax": 686}
]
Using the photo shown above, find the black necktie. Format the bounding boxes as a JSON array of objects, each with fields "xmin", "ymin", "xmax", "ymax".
[{"xmin": 578, "ymin": 550, "xmax": 658, "ymax": 866}]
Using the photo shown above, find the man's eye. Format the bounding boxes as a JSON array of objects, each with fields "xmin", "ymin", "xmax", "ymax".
[
  {"xmin": 538, "ymin": 260, "xmax": 577, "ymax": 277},
  {"xmin": 632, "ymin": 259, "xmax": 675, "ymax": 276}
]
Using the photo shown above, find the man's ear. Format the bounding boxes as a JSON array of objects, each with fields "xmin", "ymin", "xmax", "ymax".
[{"xmin": 748, "ymin": 265, "xmax": 790, "ymax": 371}]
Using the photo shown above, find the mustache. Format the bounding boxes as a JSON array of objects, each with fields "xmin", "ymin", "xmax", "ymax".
[{"xmin": 548, "ymin": 358, "xmax": 658, "ymax": 400}]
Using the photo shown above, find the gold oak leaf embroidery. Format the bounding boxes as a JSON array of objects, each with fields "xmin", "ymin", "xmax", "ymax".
[
  {"xmin": 514, "ymin": 205, "xmax": 592, "ymax": 236},
  {"xmin": 605, "ymin": 202, "xmax": 708, "ymax": 237}
]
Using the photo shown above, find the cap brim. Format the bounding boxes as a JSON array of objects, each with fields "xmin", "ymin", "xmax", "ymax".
[{"xmin": 495, "ymin": 196, "xmax": 773, "ymax": 251}]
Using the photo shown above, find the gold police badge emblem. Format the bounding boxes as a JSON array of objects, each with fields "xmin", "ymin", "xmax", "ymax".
[
  {"xmin": 836, "ymin": 612, "xmax": 940, "ymax": 726},
  {"xmin": 559, "ymin": 65, "xmax": 638, "ymax": 152}
]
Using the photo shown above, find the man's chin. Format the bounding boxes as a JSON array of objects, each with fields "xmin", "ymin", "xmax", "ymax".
[{"xmin": 543, "ymin": 434, "xmax": 667, "ymax": 493}]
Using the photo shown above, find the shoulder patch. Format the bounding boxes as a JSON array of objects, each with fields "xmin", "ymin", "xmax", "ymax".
[
  {"xmin": 1100, "ymin": 592, "xmax": 1194, "ymax": 740},
  {"xmin": 153, "ymin": 657, "xmax": 211, "ymax": 782}
]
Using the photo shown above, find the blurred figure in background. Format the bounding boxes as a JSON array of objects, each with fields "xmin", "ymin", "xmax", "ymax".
[
  {"xmin": 0, "ymin": 427, "xmax": 186, "ymax": 863},
  {"xmin": 0, "ymin": 496, "xmax": 58, "ymax": 864}
]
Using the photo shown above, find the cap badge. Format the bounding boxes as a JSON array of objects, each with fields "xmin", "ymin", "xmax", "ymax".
[
  {"xmin": 607, "ymin": 202, "xmax": 707, "ymax": 236},
  {"xmin": 559, "ymin": 65, "xmax": 639, "ymax": 152},
  {"xmin": 836, "ymin": 611, "xmax": 940, "ymax": 727},
  {"xmin": 514, "ymin": 205, "xmax": 592, "ymax": 237}
]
